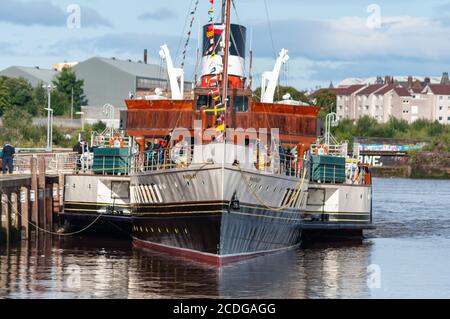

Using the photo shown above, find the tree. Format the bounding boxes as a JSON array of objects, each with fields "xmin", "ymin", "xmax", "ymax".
[
  {"xmin": 253, "ymin": 86, "xmax": 309, "ymax": 103},
  {"xmin": 355, "ymin": 116, "xmax": 379, "ymax": 138},
  {"xmin": 52, "ymin": 67, "xmax": 87, "ymax": 116},
  {"xmin": 51, "ymin": 90, "xmax": 70, "ymax": 116},
  {"xmin": 0, "ymin": 78, "xmax": 10, "ymax": 116},
  {"xmin": 32, "ymin": 83, "xmax": 47, "ymax": 117},
  {"xmin": 2, "ymin": 107, "xmax": 32, "ymax": 129},
  {"xmin": 311, "ymin": 89, "xmax": 337, "ymax": 120},
  {"xmin": 0, "ymin": 76, "xmax": 34, "ymax": 115}
]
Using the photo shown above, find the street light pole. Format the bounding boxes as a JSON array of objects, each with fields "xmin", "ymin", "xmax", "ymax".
[
  {"xmin": 44, "ymin": 84, "xmax": 56, "ymax": 152},
  {"xmin": 71, "ymin": 87, "xmax": 74, "ymax": 121},
  {"xmin": 76, "ymin": 111, "xmax": 85, "ymax": 136}
]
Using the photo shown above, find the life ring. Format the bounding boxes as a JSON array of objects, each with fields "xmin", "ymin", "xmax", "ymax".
[
  {"xmin": 109, "ymin": 135, "xmax": 124, "ymax": 148},
  {"xmin": 314, "ymin": 144, "xmax": 329, "ymax": 156}
]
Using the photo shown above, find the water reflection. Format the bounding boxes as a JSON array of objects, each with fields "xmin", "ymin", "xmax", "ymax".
[
  {"xmin": 0, "ymin": 236, "xmax": 373, "ymax": 299},
  {"xmin": 2, "ymin": 178, "xmax": 450, "ymax": 299}
]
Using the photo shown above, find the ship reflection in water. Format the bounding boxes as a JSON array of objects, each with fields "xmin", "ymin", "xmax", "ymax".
[
  {"xmin": 1, "ymin": 178, "xmax": 450, "ymax": 299},
  {"xmin": 0, "ymin": 235, "xmax": 372, "ymax": 299}
]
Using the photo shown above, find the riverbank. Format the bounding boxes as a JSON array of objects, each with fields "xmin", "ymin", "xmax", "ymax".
[{"xmin": 370, "ymin": 151, "xmax": 450, "ymax": 179}]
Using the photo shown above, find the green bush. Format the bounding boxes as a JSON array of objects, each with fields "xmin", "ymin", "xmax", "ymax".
[{"xmin": 332, "ymin": 116, "xmax": 450, "ymax": 152}]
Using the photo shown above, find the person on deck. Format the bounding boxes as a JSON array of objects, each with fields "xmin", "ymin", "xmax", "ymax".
[{"xmin": 1, "ymin": 142, "xmax": 16, "ymax": 175}]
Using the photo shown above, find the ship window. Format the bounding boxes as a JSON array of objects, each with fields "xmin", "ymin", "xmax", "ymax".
[
  {"xmin": 196, "ymin": 95, "xmax": 213, "ymax": 110},
  {"xmin": 234, "ymin": 96, "xmax": 249, "ymax": 112}
]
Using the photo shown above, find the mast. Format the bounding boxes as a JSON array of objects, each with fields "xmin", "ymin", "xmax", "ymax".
[{"xmin": 221, "ymin": 0, "xmax": 231, "ymax": 117}]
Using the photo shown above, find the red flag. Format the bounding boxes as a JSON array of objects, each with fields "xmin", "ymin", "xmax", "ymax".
[{"xmin": 208, "ymin": 88, "xmax": 220, "ymax": 96}]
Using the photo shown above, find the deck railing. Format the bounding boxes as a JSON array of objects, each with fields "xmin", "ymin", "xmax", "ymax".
[
  {"xmin": 69, "ymin": 142, "xmax": 310, "ymax": 180},
  {"xmin": 128, "ymin": 145, "xmax": 309, "ymax": 179},
  {"xmin": 13, "ymin": 152, "xmax": 78, "ymax": 175}
]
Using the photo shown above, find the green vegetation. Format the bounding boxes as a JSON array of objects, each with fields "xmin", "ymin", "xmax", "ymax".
[
  {"xmin": 252, "ymin": 86, "xmax": 449, "ymax": 152},
  {"xmin": 52, "ymin": 67, "xmax": 87, "ymax": 116},
  {"xmin": 0, "ymin": 68, "xmax": 96, "ymax": 149},
  {"xmin": 311, "ymin": 88, "xmax": 336, "ymax": 120},
  {"xmin": 0, "ymin": 107, "xmax": 105, "ymax": 148},
  {"xmin": 332, "ymin": 117, "xmax": 450, "ymax": 152},
  {"xmin": 253, "ymin": 86, "xmax": 310, "ymax": 104},
  {"xmin": 0, "ymin": 68, "xmax": 86, "ymax": 117}
]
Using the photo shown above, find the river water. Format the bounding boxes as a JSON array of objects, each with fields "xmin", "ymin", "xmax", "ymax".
[{"xmin": 1, "ymin": 177, "xmax": 450, "ymax": 299}]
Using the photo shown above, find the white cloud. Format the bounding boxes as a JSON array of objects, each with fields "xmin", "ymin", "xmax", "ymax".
[
  {"xmin": 251, "ymin": 15, "xmax": 450, "ymax": 62},
  {"xmin": 0, "ymin": 0, "xmax": 111, "ymax": 27},
  {"xmin": 138, "ymin": 8, "xmax": 177, "ymax": 21}
]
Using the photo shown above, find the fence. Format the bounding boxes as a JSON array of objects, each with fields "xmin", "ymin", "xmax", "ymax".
[{"xmin": 13, "ymin": 152, "xmax": 78, "ymax": 175}]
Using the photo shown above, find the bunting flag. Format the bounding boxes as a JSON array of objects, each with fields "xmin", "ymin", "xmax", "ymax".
[
  {"xmin": 208, "ymin": 24, "xmax": 224, "ymax": 35},
  {"xmin": 208, "ymin": 88, "xmax": 220, "ymax": 96},
  {"xmin": 181, "ymin": 0, "xmax": 199, "ymax": 69},
  {"xmin": 206, "ymin": 0, "xmax": 225, "ymax": 133},
  {"xmin": 205, "ymin": 107, "xmax": 226, "ymax": 113}
]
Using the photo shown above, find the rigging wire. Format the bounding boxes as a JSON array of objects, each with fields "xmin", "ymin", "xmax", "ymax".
[
  {"xmin": 175, "ymin": 0, "xmax": 195, "ymax": 65},
  {"xmin": 180, "ymin": 0, "xmax": 200, "ymax": 70},
  {"xmin": 264, "ymin": 0, "xmax": 277, "ymax": 59}
]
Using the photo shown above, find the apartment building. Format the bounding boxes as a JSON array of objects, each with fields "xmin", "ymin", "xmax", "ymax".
[
  {"xmin": 354, "ymin": 84, "xmax": 386, "ymax": 121},
  {"xmin": 335, "ymin": 84, "xmax": 413, "ymax": 123},
  {"xmin": 409, "ymin": 87, "xmax": 434, "ymax": 123},
  {"xmin": 423, "ymin": 84, "xmax": 450, "ymax": 124},
  {"xmin": 335, "ymin": 85, "xmax": 365, "ymax": 121},
  {"xmin": 334, "ymin": 75, "xmax": 450, "ymax": 124}
]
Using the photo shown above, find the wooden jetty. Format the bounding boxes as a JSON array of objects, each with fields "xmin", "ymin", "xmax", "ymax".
[{"xmin": 0, "ymin": 156, "xmax": 63, "ymax": 244}]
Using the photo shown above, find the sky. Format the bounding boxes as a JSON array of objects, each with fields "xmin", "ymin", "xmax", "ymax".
[{"xmin": 1, "ymin": 0, "xmax": 450, "ymax": 90}]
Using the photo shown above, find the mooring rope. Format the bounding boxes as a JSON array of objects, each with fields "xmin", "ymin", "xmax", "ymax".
[{"xmin": 0, "ymin": 185, "xmax": 106, "ymax": 237}]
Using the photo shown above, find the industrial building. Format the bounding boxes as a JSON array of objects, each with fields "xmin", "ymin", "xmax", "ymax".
[{"xmin": 0, "ymin": 66, "xmax": 59, "ymax": 86}]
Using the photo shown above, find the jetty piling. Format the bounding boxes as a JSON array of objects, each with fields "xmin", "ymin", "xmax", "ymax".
[
  {"xmin": 31, "ymin": 157, "xmax": 38, "ymax": 234},
  {"xmin": 20, "ymin": 186, "xmax": 30, "ymax": 240},
  {"xmin": 1, "ymin": 193, "xmax": 9, "ymax": 244},
  {"xmin": 38, "ymin": 156, "xmax": 46, "ymax": 230},
  {"xmin": 10, "ymin": 192, "xmax": 20, "ymax": 242},
  {"xmin": 0, "ymin": 155, "xmax": 64, "ymax": 244}
]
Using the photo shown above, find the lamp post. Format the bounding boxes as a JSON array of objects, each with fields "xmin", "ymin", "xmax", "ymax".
[
  {"xmin": 76, "ymin": 111, "xmax": 85, "ymax": 143},
  {"xmin": 43, "ymin": 84, "xmax": 56, "ymax": 152},
  {"xmin": 76, "ymin": 111, "xmax": 85, "ymax": 131},
  {"xmin": 71, "ymin": 87, "xmax": 74, "ymax": 121}
]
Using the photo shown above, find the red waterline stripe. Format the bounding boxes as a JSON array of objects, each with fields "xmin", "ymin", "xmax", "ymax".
[{"xmin": 132, "ymin": 238, "xmax": 300, "ymax": 266}]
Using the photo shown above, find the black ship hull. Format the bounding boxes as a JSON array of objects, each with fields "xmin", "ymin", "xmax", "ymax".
[{"xmin": 132, "ymin": 201, "xmax": 303, "ymax": 265}]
